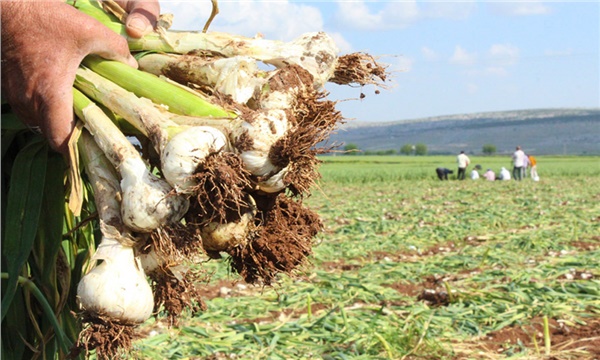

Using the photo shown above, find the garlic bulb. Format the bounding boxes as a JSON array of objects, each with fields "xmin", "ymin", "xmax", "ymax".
[
  {"xmin": 120, "ymin": 157, "xmax": 189, "ymax": 232},
  {"xmin": 262, "ymin": 32, "xmax": 339, "ymax": 88},
  {"xmin": 201, "ymin": 210, "xmax": 255, "ymax": 251},
  {"xmin": 256, "ymin": 166, "xmax": 289, "ymax": 193},
  {"xmin": 77, "ymin": 238, "xmax": 154, "ymax": 324},
  {"xmin": 205, "ymin": 56, "xmax": 262, "ymax": 104},
  {"xmin": 161, "ymin": 126, "xmax": 229, "ymax": 193},
  {"xmin": 230, "ymin": 110, "xmax": 289, "ymax": 177},
  {"xmin": 138, "ymin": 247, "xmax": 164, "ymax": 275}
]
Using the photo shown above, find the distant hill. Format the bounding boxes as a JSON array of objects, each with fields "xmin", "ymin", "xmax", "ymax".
[{"xmin": 327, "ymin": 108, "xmax": 600, "ymax": 155}]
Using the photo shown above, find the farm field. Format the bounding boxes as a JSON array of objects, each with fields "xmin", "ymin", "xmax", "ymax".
[{"xmin": 129, "ymin": 156, "xmax": 600, "ymax": 359}]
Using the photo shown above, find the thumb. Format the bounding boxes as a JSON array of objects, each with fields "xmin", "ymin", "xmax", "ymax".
[{"xmin": 118, "ymin": 1, "xmax": 160, "ymax": 38}]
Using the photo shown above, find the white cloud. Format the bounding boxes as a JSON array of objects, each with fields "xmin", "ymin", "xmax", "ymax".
[
  {"xmin": 334, "ymin": 1, "xmax": 382, "ymax": 31},
  {"xmin": 381, "ymin": 1, "xmax": 420, "ymax": 27},
  {"xmin": 544, "ymin": 48, "xmax": 574, "ymax": 57},
  {"xmin": 488, "ymin": 44, "xmax": 520, "ymax": 66},
  {"xmin": 329, "ymin": 32, "xmax": 353, "ymax": 54},
  {"xmin": 421, "ymin": 46, "xmax": 438, "ymax": 61},
  {"xmin": 162, "ymin": 1, "xmax": 325, "ymax": 41},
  {"xmin": 450, "ymin": 46, "xmax": 477, "ymax": 66},
  {"xmin": 334, "ymin": 1, "xmax": 419, "ymax": 31},
  {"xmin": 333, "ymin": 0, "xmax": 481, "ymax": 31},
  {"xmin": 484, "ymin": 67, "xmax": 509, "ymax": 77},
  {"xmin": 450, "ymin": 44, "xmax": 518, "ymax": 76},
  {"xmin": 396, "ymin": 56, "xmax": 414, "ymax": 72},
  {"xmin": 487, "ymin": 1, "xmax": 552, "ymax": 16}
]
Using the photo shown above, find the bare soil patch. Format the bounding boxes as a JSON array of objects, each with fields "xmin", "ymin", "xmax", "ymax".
[{"xmin": 474, "ymin": 317, "xmax": 600, "ymax": 358}]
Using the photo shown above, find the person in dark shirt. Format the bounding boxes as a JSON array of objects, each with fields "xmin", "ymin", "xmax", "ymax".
[{"xmin": 436, "ymin": 167, "xmax": 454, "ymax": 180}]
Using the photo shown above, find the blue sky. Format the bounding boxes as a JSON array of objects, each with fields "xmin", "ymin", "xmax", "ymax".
[{"xmin": 160, "ymin": 1, "xmax": 599, "ymax": 122}]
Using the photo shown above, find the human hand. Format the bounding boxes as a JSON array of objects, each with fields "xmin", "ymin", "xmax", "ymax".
[
  {"xmin": 115, "ymin": 0, "xmax": 161, "ymax": 38},
  {"xmin": 1, "ymin": 0, "xmax": 159, "ymax": 155}
]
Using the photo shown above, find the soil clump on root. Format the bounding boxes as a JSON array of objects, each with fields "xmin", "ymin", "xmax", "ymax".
[
  {"xmin": 228, "ymin": 193, "xmax": 322, "ymax": 285},
  {"xmin": 145, "ymin": 221, "xmax": 203, "ymax": 260},
  {"xmin": 330, "ymin": 52, "xmax": 389, "ymax": 86},
  {"xmin": 70, "ymin": 314, "xmax": 138, "ymax": 360},
  {"xmin": 149, "ymin": 269, "xmax": 207, "ymax": 325},
  {"xmin": 268, "ymin": 91, "xmax": 342, "ymax": 196},
  {"xmin": 188, "ymin": 152, "xmax": 252, "ymax": 225}
]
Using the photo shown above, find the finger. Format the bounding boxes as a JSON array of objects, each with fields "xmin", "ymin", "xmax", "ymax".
[
  {"xmin": 37, "ymin": 83, "xmax": 75, "ymax": 155},
  {"xmin": 81, "ymin": 19, "xmax": 138, "ymax": 68},
  {"xmin": 117, "ymin": 0, "xmax": 160, "ymax": 38},
  {"xmin": 33, "ymin": 55, "xmax": 85, "ymax": 155}
]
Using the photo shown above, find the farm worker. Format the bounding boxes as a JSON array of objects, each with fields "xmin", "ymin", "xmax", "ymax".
[
  {"xmin": 483, "ymin": 169, "xmax": 496, "ymax": 181},
  {"xmin": 470, "ymin": 169, "xmax": 480, "ymax": 180},
  {"xmin": 499, "ymin": 167, "xmax": 511, "ymax": 181},
  {"xmin": 1, "ymin": 0, "xmax": 160, "ymax": 155},
  {"xmin": 435, "ymin": 167, "xmax": 454, "ymax": 180},
  {"xmin": 529, "ymin": 155, "xmax": 539, "ymax": 181},
  {"xmin": 511, "ymin": 146, "xmax": 526, "ymax": 181},
  {"xmin": 456, "ymin": 150, "xmax": 470, "ymax": 180},
  {"xmin": 521, "ymin": 153, "xmax": 530, "ymax": 179}
]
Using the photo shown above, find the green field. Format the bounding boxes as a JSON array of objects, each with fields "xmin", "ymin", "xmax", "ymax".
[
  {"xmin": 129, "ymin": 156, "xmax": 600, "ymax": 359},
  {"xmin": 318, "ymin": 155, "xmax": 600, "ymax": 182}
]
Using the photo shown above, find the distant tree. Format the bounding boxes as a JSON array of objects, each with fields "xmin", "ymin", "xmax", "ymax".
[
  {"xmin": 344, "ymin": 143, "xmax": 359, "ymax": 155},
  {"xmin": 415, "ymin": 143, "xmax": 428, "ymax": 156},
  {"xmin": 482, "ymin": 144, "xmax": 497, "ymax": 155},
  {"xmin": 400, "ymin": 144, "xmax": 413, "ymax": 155},
  {"xmin": 373, "ymin": 149, "xmax": 396, "ymax": 155}
]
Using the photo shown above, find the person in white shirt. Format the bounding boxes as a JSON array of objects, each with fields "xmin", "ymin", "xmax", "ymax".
[
  {"xmin": 521, "ymin": 153, "xmax": 530, "ymax": 179},
  {"xmin": 456, "ymin": 151, "xmax": 470, "ymax": 180},
  {"xmin": 470, "ymin": 164, "xmax": 481, "ymax": 180},
  {"xmin": 499, "ymin": 167, "xmax": 511, "ymax": 181},
  {"xmin": 512, "ymin": 146, "xmax": 526, "ymax": 181}
]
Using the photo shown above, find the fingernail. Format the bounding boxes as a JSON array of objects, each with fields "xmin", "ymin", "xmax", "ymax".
[
  {"xmin": 128, "ymin": 17, "xmax": 149, "ymax": 33},
  {"xmin": 127, "ymin": 54, "xmax": 139, "ymax": 69}
]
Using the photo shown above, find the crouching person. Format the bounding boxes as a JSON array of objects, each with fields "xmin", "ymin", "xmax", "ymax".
[{"xmin": 436, "ymin": 167, "xmax": 453, "ymax": 180}]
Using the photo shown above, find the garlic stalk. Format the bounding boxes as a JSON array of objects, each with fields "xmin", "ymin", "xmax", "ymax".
[
  {"xmin": 138, "ymin": 53, "xmax": 265, "ymax": 105},
  {"xmin": 137, "ymin": 51, "xmax": 388, "ymax": 108},
  {"xmin": 73, "ymin": 87, "xmax": 189, "ymax": 232},
  {"xmin": 76, "ymin": 130, "xmax": 154, "ymax": 324},
  {"xmin": 83, "ymin": 55, "xmax": 235, "ymax": 119},
  {"xmin": 72, "ymin": 0, "xmax": 340, "ymax": 87},
  {"xmin": 74, "ymin": 67, "xmax": 231, "ymax": 194},
  {"xmin": 132, "ymin": 31, "xmax": 339, "ymax": 87}
]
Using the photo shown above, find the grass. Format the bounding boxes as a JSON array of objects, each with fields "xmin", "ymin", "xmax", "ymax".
[{"xmin": 126, "ymin": 156, "xmax": 600, "ymax": 359}]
